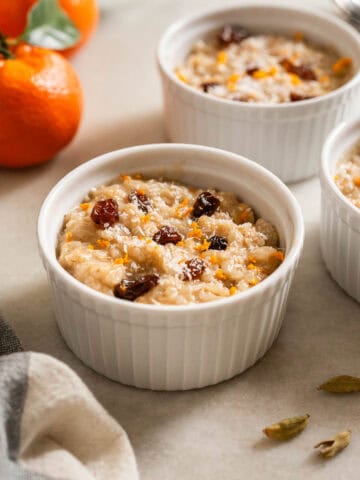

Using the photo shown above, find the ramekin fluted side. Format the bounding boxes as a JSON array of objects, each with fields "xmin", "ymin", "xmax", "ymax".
[
  {"xmin": 158, "ymin": 2, "xmax": 360, "ymax": 184},
  {"xmin": 320, "ymin": 119, "xmax": 360, "ymax": 303},
  {"xmin": 320, "ymin": 175, "xmax": 360, "ymax": 303},
  {"xmin": 161, "ymin": 75, "xmax": 360, "ymax": 184},
  {"xmin": 45, "ymin": 262, "xmax": 296, "ymax": 390}
]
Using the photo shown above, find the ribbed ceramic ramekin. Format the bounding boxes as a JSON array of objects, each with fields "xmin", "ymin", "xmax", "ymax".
[
  {"xmin": 157, "ymin": 2, "xmax": 360, "ymax": 184},
  {"xmin": 38, "ymin": 144, "xmax": 304, "ymax": 390},
  {"xmin": 320, "ymin": 119, "xmax": 360, "ymax": 303}
]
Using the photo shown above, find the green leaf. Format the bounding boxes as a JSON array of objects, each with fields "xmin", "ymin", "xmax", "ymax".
[
  {"xmin": 21, "ymin": 0, "xmax": 80, "ymax": 50},
  {"xmin": 0, "ymin": 33, "xmax": 14, "ymax": 59}
]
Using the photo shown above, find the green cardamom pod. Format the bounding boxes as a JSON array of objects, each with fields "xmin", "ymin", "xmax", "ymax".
[
  {"xmin": 314, "ymin": 430, "xmax": 351, "ymax": 458},
  {"xmin": 318, "ymin": 375, "xmax": 360, "ymax": 393},
  {"xmin": 263, "ymin": 414, "xmax": 310, "ymax": 441}
]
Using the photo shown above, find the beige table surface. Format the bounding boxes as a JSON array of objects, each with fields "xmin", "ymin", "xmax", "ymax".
[{"xmin": 2, "ymin": 0, "xmax": 360, "ymax": 478}]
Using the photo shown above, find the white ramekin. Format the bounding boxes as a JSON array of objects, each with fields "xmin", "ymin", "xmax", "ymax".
[
  {"xmin": 38, "ymin": 144, "xmax": 304, "ymax": 390},
  {"xmin": 320, "ymin": 119, "xmax": 360, "ymax": 303},
  {"xmin": 157, "ymin": 2, "xmax": 360, "ymax": 184}
]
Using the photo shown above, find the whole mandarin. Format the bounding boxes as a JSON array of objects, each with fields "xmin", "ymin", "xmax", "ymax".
[
  {"xmin": 0, "ymin": 0, "xmax": 98, "ymax": 56},
  {"xmin": 0, "ymin": 44, "xmax": 83, "ymax": 168}
]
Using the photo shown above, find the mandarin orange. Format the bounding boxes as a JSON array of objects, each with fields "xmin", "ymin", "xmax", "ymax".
[
  {"xmin": 0, "ymin": 0, "xmax": 98, "ymax": 55},
  {"xmin": 0, "ymin": 44, "xmax": 83, "ymax": 168}
]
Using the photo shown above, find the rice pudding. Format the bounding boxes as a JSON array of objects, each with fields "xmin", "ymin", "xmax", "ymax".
[
  {"xmin": 335, "ymin": 142, "xmax": 360, "ymax": 209},
  {"xmin": 57, "ymin": 174, "xmax": 284, "ymax": 305},
  {"xmin": 175, "ymin": 25, "xmax": 353, "ymax": 103}
]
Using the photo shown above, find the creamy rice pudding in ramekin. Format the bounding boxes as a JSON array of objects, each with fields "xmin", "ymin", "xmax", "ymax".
[
  {"xmin": 176, "ymin": 26, "xmax": 353, "ymax": 104},
  {"xmin": 57, "ymin": 175, "xmax": 283, "ymax": 305},
  {"xmin": 38, "ymin": 144, "xmax": 304, "ymax": 390},
  {"xmin": 321, "ymin": 119, "xmax": 360, "ymax": 303},
  {"xmin": 158, "ymin": 3, "xmax": 360, "ymax": 183},
  {"xmin": 334, "ymin": 143, "xmax": 360, "ymax": 209}
]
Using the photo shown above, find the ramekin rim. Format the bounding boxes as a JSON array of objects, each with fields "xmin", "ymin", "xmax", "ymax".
[
  {"xmin": 157, "ymin": 1, "xmax": 360, "ymax": 111},
  {"xmin": 38, "ymin": 143, "xmax": 304, "ymax": 314},
  {"xmin": 321, "ymin": 118, "xmax": 360, "ymax": 217}
]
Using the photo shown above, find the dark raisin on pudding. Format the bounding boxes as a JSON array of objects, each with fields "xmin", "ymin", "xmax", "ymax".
[
  {"xmin": 128, "ymin": 190, "xmax": 151, "ymax": 213},
  {"xmin": 208, "ymin": 235, "xmax": 228, "ymax": 251},
  {"xmin": 114, "ymin": 274, "xmax": 159, "ymax": 301},
  {"xmin": 91, "ymin": 199, "xmax": 119, "ymax": 229},
  {"xmin": 192, "ymin": 192, "xmax": 220, "ymax": 218},
  {"xmin": 153, "ymin": 225, "xmax": 182, "ymax": 245},
  {"xmin": 280, "ymin": 58, "xmax": 317, "ymax": 81},
  {"xmin": 201, "ymin": 82, "xmax": 220, "ymax": 93},
  {"xmin": 290, "ymin": 92, "xmax": 314, "ymax": 102},
  {"xmin": 246, "ymin": 66, "xmax": 259, "ymax": 75},
  {"xmin": 218, "ymin": 25, "xmax": 249, "ymax": 46},
  {"xmin": 182, "ymin": 258, "xmax": 205, "ymax": 281}
]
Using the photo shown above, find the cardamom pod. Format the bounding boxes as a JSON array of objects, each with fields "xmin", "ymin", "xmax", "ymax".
[
  {"xmin": 318, "ymin": 375, "xmax": 360, "ymax": 393},
  {"xmin": 263, "ymin": 414, "xmax": 310, "ymax": 441},
  {"xmin": 314, "ymin": 430, "xmax": 351, "ymax": 458}
]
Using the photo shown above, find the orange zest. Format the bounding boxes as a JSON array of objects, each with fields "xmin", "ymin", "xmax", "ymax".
[
  {"xmin": 65, "ymin": 231, "xmax": 73, "ymax": 242},
  {"xmin": 273, "ymin": 251, "xmax": 285, "ymax": 262},
  {"xmin": 175, "ymin": 198, "xmax": 192, "ymax": 219},
  {"xmin": 188, "ymin": 221, "xmax": 202, "ymax": 238},
  {"xmin": 252, "ymin": 69, "xmax": 268, "ymax": 79},
  {"xmin": 176, "ymin": 70, "xmax": 189, "ymax": 83},
  {"xmin": 96, "ymin": 239, "xmax": 110, "ymax": 248},
  {"xmin": 215, "ymin": 269, "xmax": 227, "ymax": 280},
  {"xmin": 293, "ymin": 31, "xmax": 304, "ymax": 42},
  {"xmin": 80, "ymin": 202, "xmax": 90, "ymax": 211},
  {"xmin": 354, "ymin": 177, "xmax": 360, "ymax": 187},
  {"xmin": 319, "ymin": 75, "xmax": 329, "ymax": 84},
  {"xmin": 217, "ymin": 50, "xmax": 227, "ymax": 65},
  {"xmin": 114, "ymin": 253, "xmax": 129, "ymax": 265},
  {"xmin": 195, "ymin": 238, "xmax": 211, "ymax": 252},
  {"xmin": 332, "ymin": 57, "xmax": 352, "ymax": 76},
  {"xmin": 289, "ymin": 73, "xmax": 301, "ymax": 85},
  {"xmin": 209, "ymin": 254, "xmax": 219, "ymax": 265},
  {"xmin": 229, "ymin": 286, "xmax": 237, "ymax": 296}
]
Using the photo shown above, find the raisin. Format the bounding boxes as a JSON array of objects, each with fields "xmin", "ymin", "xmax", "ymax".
[
  {"xmin": 233, "ymin": 96, "xmax": 248, "ymax": 103},
  {"xmin": 209, "ymin": 235, "xmax": 228, "ymax": 250},
  {"xmin": 182, "ymin": 258, "xmax": 205, "ymax": 281},
  {"xmin": 114, "ymin": 274, "xmax": 159, "ymax": 301},
  {"xmin": 192, "ymin": 192, "xmax": 220, "ymax": 218},
  {"xmin": 153, "ymin": 225, "xmax": 182, "ymax": 245},
  {"xmin": 218, "ymin": 25, "xmax": 249, "ymax": 46},
  {"xmin": 246, "ymin": 66, "xmax": 259, "ymax": 75},
  {"xmin": 290, "ymin": 92, "xmax": 314, "ymax": 102},
  {"xmin": 91, "ymin": 199, "xmax": 119, "ymax": 229},
  {"xmin": 280, "ymin": 58, "xmax": 317, "ymax": 81},
  {"xmin": 201, "ymin": 82, "xmax": 220, "ymax": 93},
  {"xmin": 294, "ymin": 65, "xmax": 317, "ymax": 81},
  {"xmin": 128, "ymin": 190, "xmax": 151, "ymax": 213}
]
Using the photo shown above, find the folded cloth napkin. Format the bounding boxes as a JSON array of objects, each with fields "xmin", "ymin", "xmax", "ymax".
[{"xmin": 0, "ymin": 316, "xmax": 139, "ymax": 480}]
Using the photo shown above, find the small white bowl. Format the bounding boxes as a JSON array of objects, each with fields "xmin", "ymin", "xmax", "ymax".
[
  {"xmin": 157, "ymin": 2, "xmax": 360, "ymax": 184},
  {"xmin": 321, "ymin": 119, "xmax": 360, "ymax": 303},
  {"xmin": 38, "ymin": 144, "xmax": 304, "ymax": 390}
]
